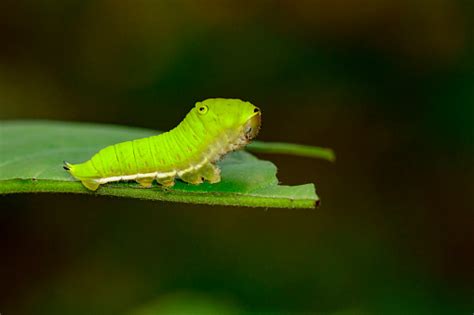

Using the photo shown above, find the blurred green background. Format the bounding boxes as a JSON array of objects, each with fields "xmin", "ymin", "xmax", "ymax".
[{"xmin": 1, "ymin": 1, "xmax": 473, "ymax": 314}]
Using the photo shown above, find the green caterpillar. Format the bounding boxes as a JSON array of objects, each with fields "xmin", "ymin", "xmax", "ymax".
[{"xmin": 64, "ymin": 98, "xmax": 261, "ymax": 191}]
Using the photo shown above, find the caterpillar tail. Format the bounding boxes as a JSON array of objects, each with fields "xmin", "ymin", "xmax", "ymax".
[
  {"xmin": 63, "ymin": 161, "xmax": 100, "ymax": 191},
  {"xmin": 63, "ymin": 161, "xmax": 72, "ymax": 171}
]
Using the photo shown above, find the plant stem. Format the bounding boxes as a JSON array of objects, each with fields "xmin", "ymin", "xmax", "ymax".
[{"xmin": 247, "ymin": 141, "xmax": 335, "ymax": 162}]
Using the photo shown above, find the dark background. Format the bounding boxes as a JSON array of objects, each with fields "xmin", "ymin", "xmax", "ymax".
[{"xmin": 1, "ymin": 1, "xmax": 473, "ymax": 314}]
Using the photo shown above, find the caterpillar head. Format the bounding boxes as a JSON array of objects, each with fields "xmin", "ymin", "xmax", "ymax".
[{"xmin": 194, "ymin": 98, "xmax": 261, "ymax": 140}]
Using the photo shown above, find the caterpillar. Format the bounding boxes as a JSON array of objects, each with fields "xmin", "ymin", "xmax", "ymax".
[{"xmin": 64, "ymin": 98, "xmax": 261, "ymax": 191}]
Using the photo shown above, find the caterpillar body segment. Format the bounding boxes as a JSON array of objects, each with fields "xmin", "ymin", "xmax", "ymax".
[{"xmin": 64, "ymin": 98, "xmax": 261, "ymax": 191}]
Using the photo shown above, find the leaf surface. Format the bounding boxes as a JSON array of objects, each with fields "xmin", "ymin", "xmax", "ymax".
[{"xmin": 0, "ymin": 120, "xmax": 321, "ymax": 208}]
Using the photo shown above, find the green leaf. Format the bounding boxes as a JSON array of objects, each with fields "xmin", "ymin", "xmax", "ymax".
[{"xmin": 0, "ymin": 120, "xmax": 326, "ymax": 208}]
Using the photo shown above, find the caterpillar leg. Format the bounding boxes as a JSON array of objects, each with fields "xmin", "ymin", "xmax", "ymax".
[
  {"xmin": 179, "ymin": 171, "xmax": 204, "ymax": 185},
  {"xmin": 136, "ymin": 177, "xmax": 154, "ymax": 188},
  {"xmin": 81, "ymin": 179, "xmax": 100, "ymax": 191},
  {"xmin": 200, "ymin": 163, "xmax": 221, "ymax": 183},
  {"xmin": 157, "ymin": 177, "xmax": 175, "ymax": 188}
]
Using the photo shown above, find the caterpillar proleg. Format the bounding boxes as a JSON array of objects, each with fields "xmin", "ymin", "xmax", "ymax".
[{"xmin": 64, "ymin": 98, "xmax": 261, "ymax": 191}]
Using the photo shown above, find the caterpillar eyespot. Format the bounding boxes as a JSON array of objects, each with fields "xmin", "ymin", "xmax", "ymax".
[
  {"xmin": 197, "ymin": 104, "xmax": 208, "ymax": 114},
  {"xmin": 64, "ymin": 98, "xmax": 261, "ymax": 191}
]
